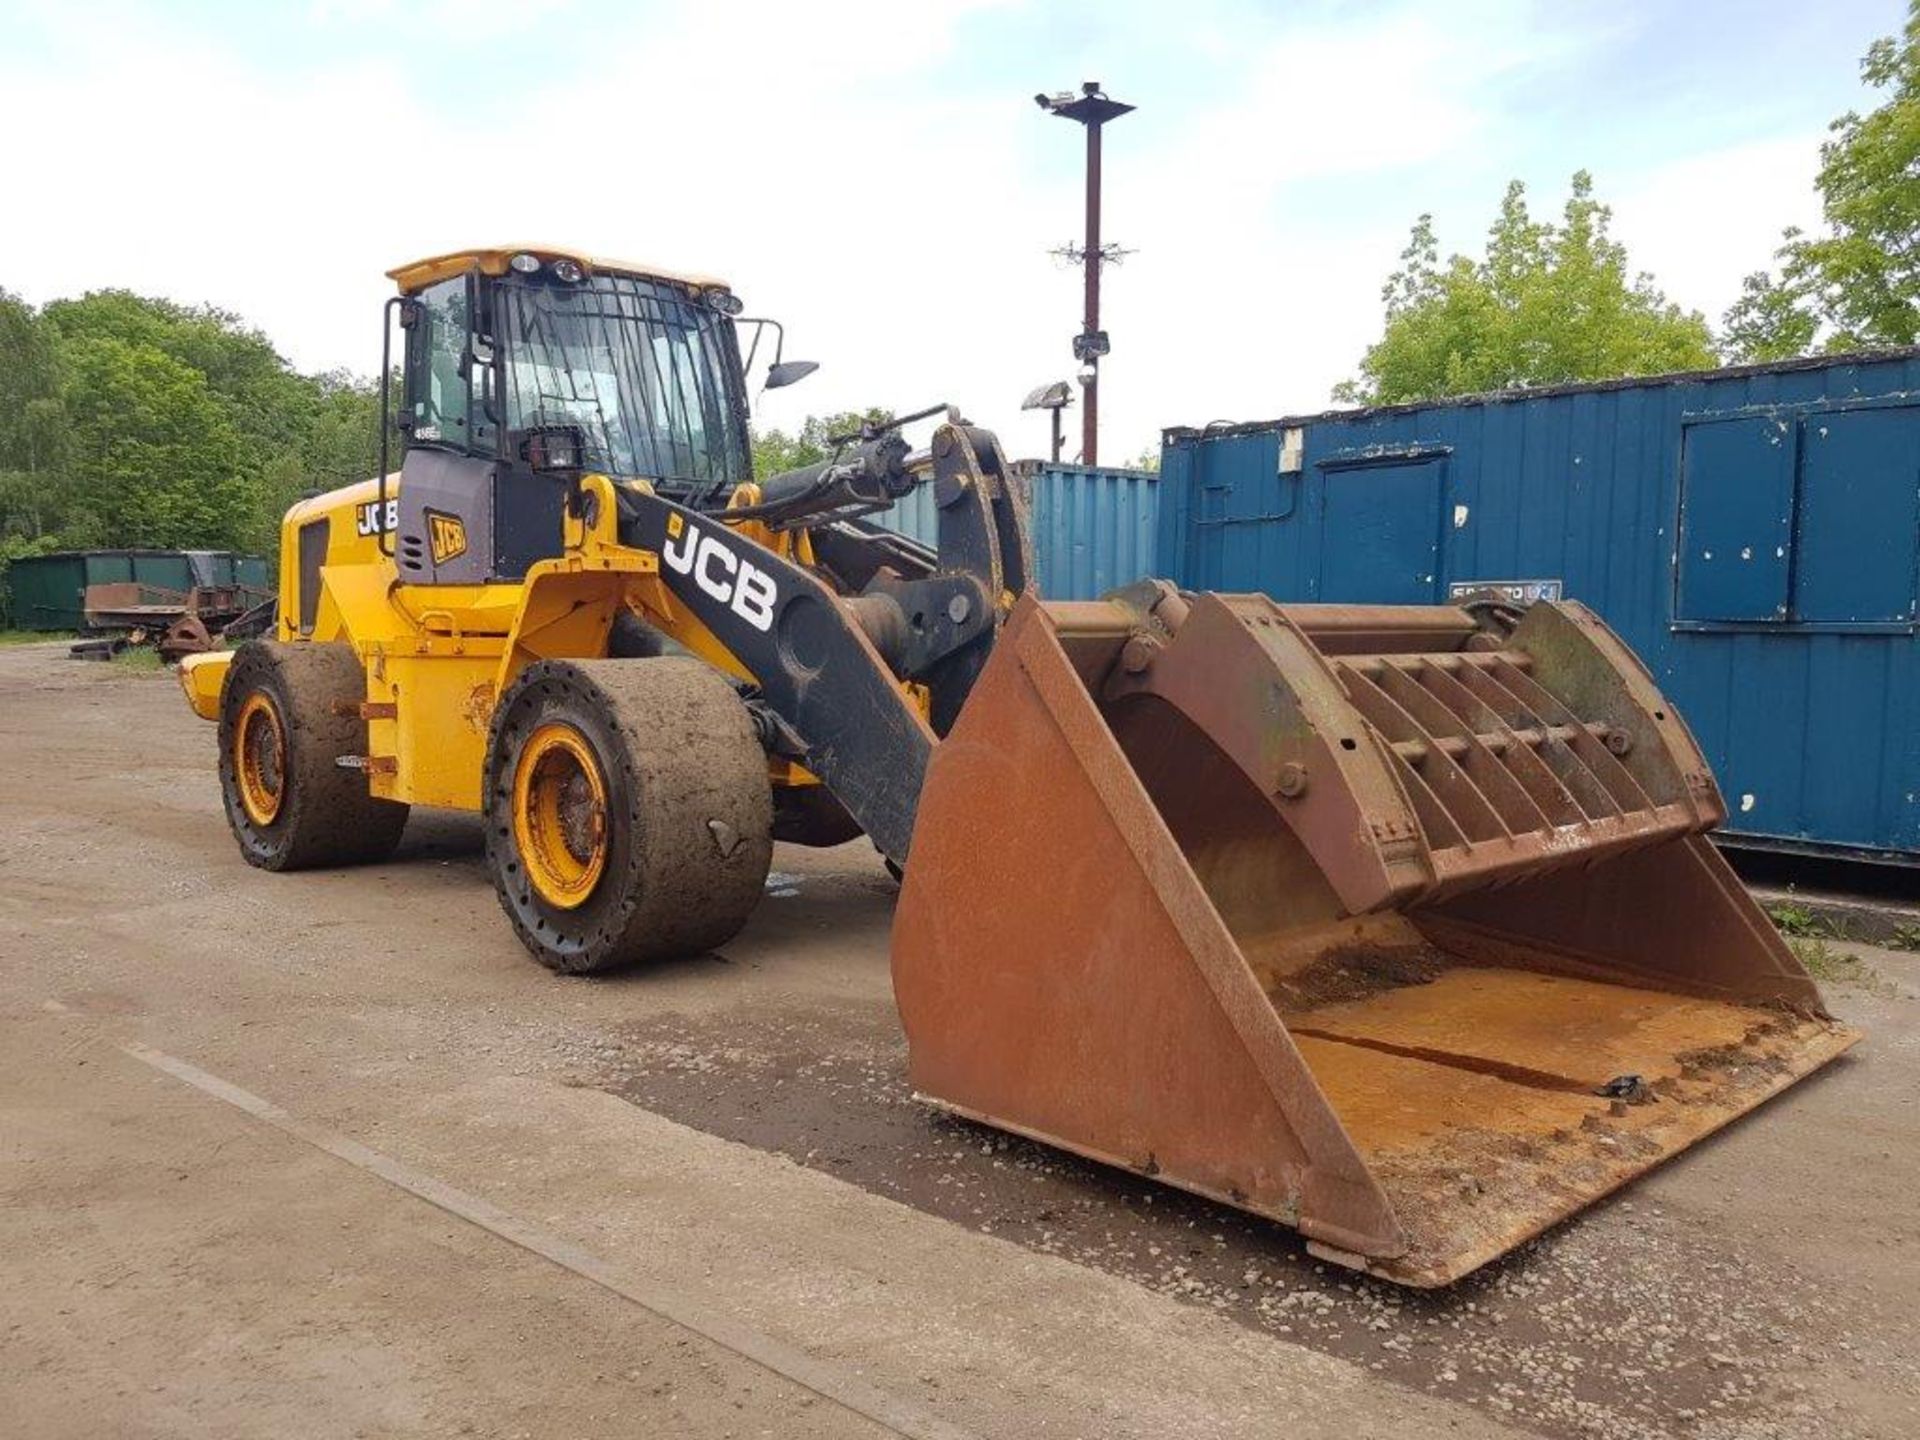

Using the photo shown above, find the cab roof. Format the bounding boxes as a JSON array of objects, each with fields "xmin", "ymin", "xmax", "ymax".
[{"xmin": 386, "ymin": 245, "xmax": 730, "ymax": 296}]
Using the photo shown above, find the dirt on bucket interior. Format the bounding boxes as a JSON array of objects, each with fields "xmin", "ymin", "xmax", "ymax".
[{"xmin": 567, "ymin": 981, "xmax": 1881, "ymax": 1440}]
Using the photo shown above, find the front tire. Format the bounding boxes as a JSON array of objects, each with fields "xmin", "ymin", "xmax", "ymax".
[
  {"xmin": 483, "ymin": 658, "xmax": 774, "ymax": 974},
  {"xmin": 217, "ymin": 641, "xmax": 410, "ymax": 870}
]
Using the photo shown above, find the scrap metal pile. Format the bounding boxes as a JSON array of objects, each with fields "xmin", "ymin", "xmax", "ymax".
[{"xmin": 70, "ymin": 581, "xmax": 274, "ymax": 662}]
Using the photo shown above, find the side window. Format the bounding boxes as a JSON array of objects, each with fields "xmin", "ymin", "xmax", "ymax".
[
  {"xmin": 406, "ymin": 278, "xmax": 471, "ymax": 447},
  {"xmin": 1676, "ymin": 417, "xmax": 1794, "ymax": 623}
]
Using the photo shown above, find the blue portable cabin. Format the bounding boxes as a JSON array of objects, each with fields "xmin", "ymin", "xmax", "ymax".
[
  {"xmin": 882, "ymin": 461, "xmax": 1159, "ymax": 601},
  {"xmin": 1158, "ymin": 349, "xmax": 1920, "ymax": 865}
]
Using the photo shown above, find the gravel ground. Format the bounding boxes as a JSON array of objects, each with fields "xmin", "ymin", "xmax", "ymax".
[
  {"xmin": 566, "ymin": 970, "xmax": 1906, "ymax": 1440},
  {"xmin": 2, "ymin": 641, "xmax": 1916, "ymax": 1439}
]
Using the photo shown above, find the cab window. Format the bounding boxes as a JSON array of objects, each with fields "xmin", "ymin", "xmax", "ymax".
[{"xmin": 406, "ymin": 278, "xmax": 473, "ymax": 448}]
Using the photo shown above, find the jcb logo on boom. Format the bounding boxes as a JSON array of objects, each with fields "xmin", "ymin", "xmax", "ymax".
[{"xmin": 661, "ymin": 514, "xmax": 778, "ymax": 632}]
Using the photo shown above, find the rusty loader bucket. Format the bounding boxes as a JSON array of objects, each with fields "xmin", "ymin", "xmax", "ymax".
[{"xmin": 892, "ymin": 588, "xmax": 1857, "ymax": 1286}]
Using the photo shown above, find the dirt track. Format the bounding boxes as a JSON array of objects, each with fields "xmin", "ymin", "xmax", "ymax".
[{"xmin": 2, "ymin": 640, "xmax": 1917, "ymax": 1439}]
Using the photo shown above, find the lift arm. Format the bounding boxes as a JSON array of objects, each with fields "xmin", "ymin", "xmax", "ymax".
[{"xmin": 613, "ymin": 422, "xmax": 1034, "ymax": 863}]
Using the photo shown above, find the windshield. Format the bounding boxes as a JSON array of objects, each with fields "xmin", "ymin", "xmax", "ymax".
[{"xmin": 496, "ymin": 272, "xmax": 750, "ymax": 495}]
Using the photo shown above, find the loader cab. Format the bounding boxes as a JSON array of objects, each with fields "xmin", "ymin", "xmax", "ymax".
[{"xmin": 386, "ymin": 247, "xmax": 761, "ymax": 584}]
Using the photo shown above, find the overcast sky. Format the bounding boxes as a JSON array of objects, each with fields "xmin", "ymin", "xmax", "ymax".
[{"xmin": 0, "ymin": 0, "xmax": 1902, "ymax": 463}]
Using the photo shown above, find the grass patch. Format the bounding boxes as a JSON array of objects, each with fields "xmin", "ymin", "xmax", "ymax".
[
  {"xmin": 1765, "ymin": 901, "xmax": 1826, "ymax": 937},
  {"xmin": 1888, "ymin": 922, "xmax": 1920, "ymax": 953},
  {"xmin": 110, "ymin": 646, "xmax": 166, "ymax": 673},
  {"xmin": 1764, "ymin": 900, "xmax": 1858, "ymax": 942},
  {"xmin": 1789, "ymin": 935, "xmax": 1891, "ymax": 993},
  {"xmin": 0, "ymin": 629, "xmax": 64, "ymax": 646}
]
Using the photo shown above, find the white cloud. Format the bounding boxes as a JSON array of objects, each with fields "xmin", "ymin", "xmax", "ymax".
[
  {"xmin": 1608, "ymin": 134, "xmax": 1826, "ymax": 322},
  {"xmin": 1078, "ymin": 0, "xmax": 1619, "ymax": 441},
  {"xmin": 0, "ymin": 0, "xmax": 1843, "ymax": 469}
]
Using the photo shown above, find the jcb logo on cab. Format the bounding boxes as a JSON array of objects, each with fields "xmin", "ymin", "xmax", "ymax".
[{"xmin": 427, "ymin": 511, "xmax": 467, "ymax": 565}]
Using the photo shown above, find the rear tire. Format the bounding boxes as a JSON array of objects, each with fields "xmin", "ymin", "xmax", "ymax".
[
  {"xmin": 483, "ymin": 658, "xmax": 774, "ymax": 974},
  {"xmin": 218, "ymin": 641, "xmax": 410, "ymax": 870}
]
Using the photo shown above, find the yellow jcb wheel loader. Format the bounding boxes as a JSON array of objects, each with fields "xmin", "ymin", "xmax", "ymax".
[{"xmin": 179, "ymin": 246, "xmax": 1855, "ymax": 1286}]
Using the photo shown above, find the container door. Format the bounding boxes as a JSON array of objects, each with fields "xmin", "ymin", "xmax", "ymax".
[
  {"xmin": 1318, "ymin": 458, "xmax": 1444, "ymax": 603},
  {"xmin": 1675, "ymin": 417, "xmax": 1795, "ymax": 622},
  {"xmin": 1186, "ymin": 432, "xmax": 1289, "ymax": 594},
  {"xmin": 1795, "ymin": 406, "xmax": 1920, "ymax": 624}
]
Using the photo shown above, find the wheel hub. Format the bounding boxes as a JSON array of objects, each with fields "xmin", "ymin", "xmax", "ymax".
[
  {"xmin": 512, "ymin": 723, "xmax": 608, "ymax": 909},
  {"xmin": 234, "ymin": 692, "xmax": 286, "ymax": 827}
]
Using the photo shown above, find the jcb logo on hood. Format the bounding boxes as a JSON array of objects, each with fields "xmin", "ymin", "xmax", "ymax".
[{"xmin": 661, "ymin": 515, "xmax": 778, "ymax": 632}]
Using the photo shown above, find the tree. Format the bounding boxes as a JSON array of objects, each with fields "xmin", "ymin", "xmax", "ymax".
[
  {"xmin": 0, "ymin": 292, "xmax": 73, "ymax": 561},
  {"xmin": 1336, "ymin": 172, "xmax": 1716, "ymax": 405},
  {"xmin": 751, "ymin": 409, "xmax": 893, "ymax": 477},
  {"xmin": 18, "ymin": 289, "xmax": 392, "ymax": 560},
  {"xmin": 1721, "ymin": 269, "xmax": 1821, "ymax": 363},
  {"xmin": 0, "ymin": 289, "xmax": 65, "ymax": 479},
  {"xmin": 59, "ymin": 335, "xmax": 254, "ymax": 550},
  {"xmin": 0, "ymin": 280, "xmax": 400, "ymax": 599},
  {"xmin": 45, "ymin": 289, "xmax": 326, "ymax": 489},
  {"xmin": 1723, "ymin": 4, "xmax": 1920, "ymax": 358}
]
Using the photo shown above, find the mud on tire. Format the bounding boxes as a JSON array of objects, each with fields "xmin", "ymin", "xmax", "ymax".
[
  {"xmin": 218, "ymin": 640, "xmax": 410, "ymax": 870},
  {"xmin": 483, "ymin": 657, "xmax": 774, "ymax": 974}
]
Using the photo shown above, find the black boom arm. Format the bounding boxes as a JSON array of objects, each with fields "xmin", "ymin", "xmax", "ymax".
[
  {"xmin": 615, "ymin": 423, "xmax": 1033, "ymax": 864},
  {"xmin": 619, "ymin": 489, "xmax": 932, "ymax": 861}
]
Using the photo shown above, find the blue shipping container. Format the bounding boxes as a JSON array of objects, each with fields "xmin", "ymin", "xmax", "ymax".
[
  {"xmin": 879, "ymin": 462, "xmax": 1158, "ymax": 601},
  {"xmin": 1160, "ymin": 350, "xmax": 1920, "ymax": 864}
]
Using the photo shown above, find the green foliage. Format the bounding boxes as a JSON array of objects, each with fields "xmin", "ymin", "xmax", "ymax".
[
  {"xmin": 1764, "ymin": 900, "xmax": 1869, "ymax": 945},
  {"xmin": 111, "ymin": 644, "xmax": 166, "ymax": 673},
  {"xmin": 1888, "ymin": 921, "xmax": 1920, "ymax": 952},
  {"xmin": 0, "ymin": 284, "xmax": 390, "ymax": 572},
  {"xmin": 1724, "ymin": 4, "xmax": 1920, "ymax": 358},
  {"xmin": 1765, "ymin": 901, "xmax": 1826, "ymax": 937},
  {"xmin": 1721, "ymin": 270, "xmax": 1822, "ymax": 363},
  {"xmin": 1785, "ymin": 934, "xmax": 1886, "ymax": 991},
  {"xmin": 60, "ymin": 335, "xmax": 252, "ymax": 549},
  {"xmin": 1337, "ymin": 172, "xmax": 1716, "ymax": 406},
  {"xmin": 0, "ymin": 290, "xmax": 65, "ymax": 480},
  {"xmin": 751, "ymin": 410, "xmax": 894, "ymax": 478},
  {"xmin": 1788, "ymin": 935, "xmax": 1845, "ymax": 978}
]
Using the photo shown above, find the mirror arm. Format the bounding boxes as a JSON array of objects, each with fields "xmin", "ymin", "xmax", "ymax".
[{"xmin": 738, "ymin": 317, "xmax": 787, "ymax": 376}]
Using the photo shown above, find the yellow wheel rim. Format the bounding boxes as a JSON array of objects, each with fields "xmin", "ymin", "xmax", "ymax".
[
  {"xmin": 234, "ymin": 692, "xmax": 287, "ymax": 827},
  {"xmin": 512, "ymin": 723, "xmax": 608, "ymax": 909}
]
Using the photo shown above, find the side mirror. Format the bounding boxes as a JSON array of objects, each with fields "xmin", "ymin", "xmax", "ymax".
[{"xmin": 766, "ymin": 359, "xmax": 820, "ymax": 391}]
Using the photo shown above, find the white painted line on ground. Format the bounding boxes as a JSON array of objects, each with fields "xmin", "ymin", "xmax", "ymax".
[{"xmin": 121, "ymin": 1040, "xmax": 978, "ymax": 1440}]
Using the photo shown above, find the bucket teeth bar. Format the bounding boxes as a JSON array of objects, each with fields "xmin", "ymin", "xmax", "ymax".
[
  {"xmin": 892, "ymin": 589, "xmax": 1857, "ymax": 1287},
  {"xmin": 1084, "ymin": 587, "xmax": 1726, "ymax": 908}
]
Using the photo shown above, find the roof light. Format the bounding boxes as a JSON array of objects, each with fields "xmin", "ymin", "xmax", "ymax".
[
  {"xmin": 509, "ymin": 252, "xmax": 541, "ymax": 274},
  {"xmin": 550, "ymin": 257, "xmax": 585, "ymax": 283},
  {"xmin": 703, "ymin": 287, "xmax": 743, "ymax": 316}
]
